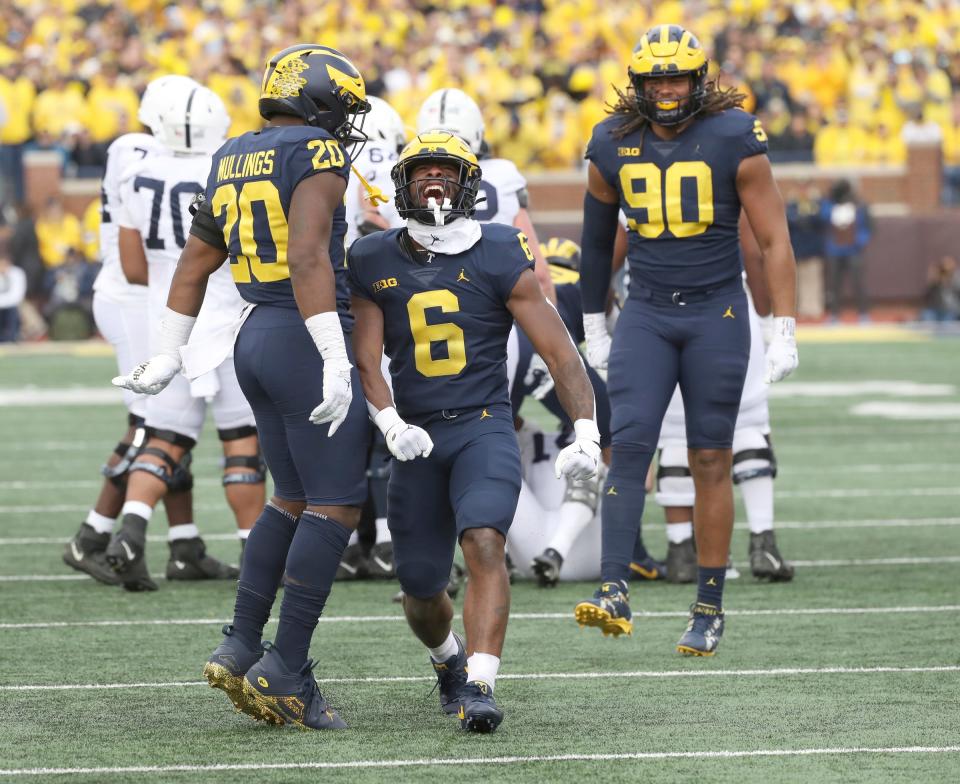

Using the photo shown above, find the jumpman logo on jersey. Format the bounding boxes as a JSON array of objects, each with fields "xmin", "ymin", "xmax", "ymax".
[
  {"xmin": 706, "ymin": 577, "xmax": 718, "ymax": 586},
  {"xmin": 606, "ymin": 486, "xmax": 617, "ymax": 496},
  {"xmin": 430, "ymin": 234, "xmax": 441, "ymax": 245},
  {"xmin": 480, "ymin": 408, "xmax": 492, "ymax": 419},
  {"xmin": 722, "ymin": 305, "xmax": 735, "ymax": 319},
  {"xmin": 457, "ymin": 268, "xmax": 470, "ymax": 283}
]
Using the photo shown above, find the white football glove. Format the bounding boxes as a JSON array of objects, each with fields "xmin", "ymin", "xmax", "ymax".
[
  {"xmin": 305, "ymin": 312, "xmax": 355, "ymax": 436},
  {"xmin": 111, "ymin": 307, "xmax": 195, "ymax": 395},
  {"xmin": 764, "ymin": 316, "xmax": 799, "ymax": 384},
  {"xmin": 309, "ymin": 360, "xmax": 354, "ymax": 435},
  {"xmin": 374, "ymin": 407, "xmax": 434, "ymax": 462},
  {"xmin": 524, "ymin": 352, "xmax": 555, "ymax": 400},
  {"xmin": 112, "ymin": 353, "xmax": 181, "ymax": 395},
  {"xmin": 554, "ymin": 419, "xmax": 601, "ymax": 481},
  {"xmin": 583, "ymin": 312, "xmax": 611, "ymax": 381},
  {"xmin": 758, "ymin": 313, "xmax": 775, "ymax": 348}
]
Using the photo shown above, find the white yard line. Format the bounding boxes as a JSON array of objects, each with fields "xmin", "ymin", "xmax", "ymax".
[
  {"xmin": 3, "ymin": 605, "xmax": 958, "ymax": 630},
  {"xmin": 3, "ymin": 555, "xmax": 958, "ymax": 583},
  {"xmin": 3, "ymin": 486, "xmax": 959, "ymax": 516},
  {"xmin": 1, "ymin": 745, "xmax": 958, "ymax": 777},
  {"xmin": 2, "ymin": 665, "xmax": 958, "ymax": 693},
  {"xmin": 4, "ymin": 517, "xmax": 960, "ymax": 546}
]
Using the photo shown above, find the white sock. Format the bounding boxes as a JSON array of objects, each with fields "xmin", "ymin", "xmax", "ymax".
[
  {"xmin": 546, "ymin": 500, "xmax": 593, "ymax": 560},
  {"xmin": 121, "ymin": 500, "xmax": 154, "ymax": 522},
  {"xmin": 237, "ymin": 527, "xmax": 252, "ymax": 540},
  {"xmin": 666, "ymin": 521, "xmax": 693, "ymax": 544},
  {"xmin": 466, "ymin": 652, "xmax": 500, "ymax": 692},
  {"xmin": 428, "ymin": 631, "xmax": 459, "ymax": 662},
  {"xmin": 740, "ymin": 477, "xmax": 774, "ymax": 534},
  {"xmin": 347, "ymin": 529, "xmax": 360, "ymax": 546},
  {"xmin": 168, "ymin": 523, "xmax": 199, "ymax": 542},
  {"xmin": 375, "ymin": 517, "xmax": 391, "ymax": 544},
  {"xmin": 85, "ymin": 510, "xmax": 116, "ymax": 534}
]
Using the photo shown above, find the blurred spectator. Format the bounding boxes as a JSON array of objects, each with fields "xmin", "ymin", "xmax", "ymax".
[
  {"xmin": 901, "ymin": 104, "xmax": 943, "ymax": 145},
  {"xmin": 35, "ymin": 196, "xmax": 85, "ymax": 295},
  {"xmin": 0, "ymin": 62, "xmax": 35, "ymax": 205},
  {"xmin": 6, "ymin": 203, "xmax": 43, "ymax": 299},
  {"xmin": 769, "ymin": 108, "xmax": 815, "ymax": 163},
  {"xmin": 814, "ymin": 106, "xmax": 869, "ymax": 166},
  {"xmin": 785, "ymin": 180, "xmax": 826, "ymax": 319},
  {"xmin": 85, "ymin": 63, "xmax": 140, "ymax": 143},
  {"xmin": 920, "ymin": 255, "xmax": 960, "ymax": 322},
  {"xmin": 821, "ymin": 179, "xmax": 873, "ymax": 323},
  {"xmin": 32, "ymin": 73, "xmax": 88, "ymax": 139},
  {"xmin": 65, "ymin": 125, "xmax": 108, "ymax": 178},
  {"xmin": 0, "ymin": 253, "xmax": 26, "ymax": 341}
]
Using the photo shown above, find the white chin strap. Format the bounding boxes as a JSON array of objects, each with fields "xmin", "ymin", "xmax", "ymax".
[{"xmin": 407, "ymin": 216, "xmax": 482, "ymax": 256}]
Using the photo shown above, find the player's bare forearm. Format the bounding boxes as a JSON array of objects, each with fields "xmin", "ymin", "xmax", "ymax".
[
  {"xmin": 509, "ymin": 269, "xmax": 594, "ymax": 422},
  {"xmin": 514, "ymin": 208, "xmax": 556, "ymax": 304},
  {"xmin": 289, "ymin": 248, "xmax": 338, "ymax": 319},
  {"xmin": 350, "ymin": 295, "xmax": 394, "ymax": 412},
  {"xmin": 118, "ymin": 226, "xmax": 148, "ymax": 285},
  {"xmin": 737, "ymin": 155, "xmax": 797, "ymax": 318},
  {"xmin": 739, "ymin": 211, "xmax": 772, "ymax": 316},
  {"xmin": 166, "ymin": 235, "xmax": 227, "ymax": 317},
  {"xmin": 287, "ymin": 171, "xmax": 346, "ymax": 320},
  {"xmin": 548, "ymin": 351, "xmax": 595, "ymax": 422}
]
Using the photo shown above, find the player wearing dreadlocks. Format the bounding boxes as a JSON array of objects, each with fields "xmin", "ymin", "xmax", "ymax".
[{"xmin": 575, "ymin": 24, "xmax": 798, "ymax": 655}]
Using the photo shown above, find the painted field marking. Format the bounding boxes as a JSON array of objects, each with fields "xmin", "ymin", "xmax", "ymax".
[
  {"xmin": 1, "ymin": 745, "xmax": 958, "ymax": 777},
  {"xmin": 2, "ymin": 605, "xmax": 959, "ymax": 630}
]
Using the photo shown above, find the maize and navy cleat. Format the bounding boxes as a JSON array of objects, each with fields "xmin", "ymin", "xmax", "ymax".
[
  {"xmin": 203, "ymin": 625, "xmax": 265, "ymax": 721},
  {"xmin": 676, "ymin": 602, "xmax": 725, "ymax": 656},
  {"xmin": 574, "ymin": 581, "xmax": 633, "ymax": 637},
  {"xmin": 241, "ymin": 642, "xmax": 347, "ymax": 730},
  {"xmin": 458, "ymin": 681, "xmax": 503, "ymax": 733}
]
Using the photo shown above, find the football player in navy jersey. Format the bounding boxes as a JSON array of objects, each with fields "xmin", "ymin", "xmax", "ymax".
[
  {"xmin": 348, "ymin": 132, "xmax": 600, "ymax": 732},
  {"xmin": 575, "ymin": 25, "xmax": 799, "ymax": 655},
  {"xmin": 114, "ymin": 44, "xmax": 373, "ymax": 729}
]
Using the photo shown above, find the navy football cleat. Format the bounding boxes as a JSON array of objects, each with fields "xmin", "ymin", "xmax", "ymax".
[
  {"xmin": 574, "ymin": 581, "xmax": 632, "ymax": 636},
  {"xmin": 630, "ymin": 554, "xmax": 667, "ymax": 581},
  {"xmin": 242, "ymin": 643, "xmax": 348, "ymax": 729},
  {"xmin": 531, "ymin": 547, "xmax": 563, "ymax": 587},
  {"xmin": 203, "ymin": 625, "xmax": 265, "ymax": 720},
  {"xmin": 63, "ymin": 523, "xmax": 120, "ymax": 585},
  {"xmin": 431, "ymin": 633, "xmax": 468, "ymax": 715},
  {"xmin": 458, "ymin": 681, "xmax": 503, "ymax": 733},
  {"xmin": 676, "ymin": 602, "xmax": 725, "ymax": 656}
]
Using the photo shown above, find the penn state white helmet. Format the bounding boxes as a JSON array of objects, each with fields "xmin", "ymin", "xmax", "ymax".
[
  {"xmin": 416, "ymin": 88, "xmax": 484, "ymax": 155},
  {"xmin": 364, "ymin": 96, "xmax": 407, "ymax": 153},
  {"xmin": 153, "ymin": 84, "xmax": 230, "ymax": 155},
  {"xmin": 138, "ymin": 75, "xmax": 201, "ymax": 135}
]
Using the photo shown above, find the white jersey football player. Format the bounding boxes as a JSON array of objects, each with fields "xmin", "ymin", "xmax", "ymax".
[
  {"xmin": 506, "ymin": 424, "xmax": 602, "ymax": 582},
  {"xmin": 103, "ymin": 82, "xmax": 264, "ymax": 591},
  {"xmin": 345, "ymin": 95, "xmax": 406, "ymax": 248},
  {"xmin": 63, "ymin": 75, "xmax": 212, "ymax": 586}
]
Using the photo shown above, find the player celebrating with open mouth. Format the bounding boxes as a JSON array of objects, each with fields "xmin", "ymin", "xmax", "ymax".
[{"xmin": 348, "ymin": 131, "xmax": 600, "ymax": 732}]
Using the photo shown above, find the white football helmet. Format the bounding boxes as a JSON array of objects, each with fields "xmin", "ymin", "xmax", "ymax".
[
  {"xmin": 138, "ymin": 75, "xmax": 201, "ymax": 135},
  {"xmin": 416, "ymin": 88, "xmax": 485, "ymax": 155},
  {"xmin": 153, "ymin": 84, "xmax": 230, "ymax": 155},
  {"xmin": 364, "ymin": 96, "xmax": 407, "ymax": 153}
]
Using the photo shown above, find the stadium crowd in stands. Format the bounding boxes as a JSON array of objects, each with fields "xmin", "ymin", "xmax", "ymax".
[{"xmin": 1, "ymin": 0, "xmax": 959, "ymax": 338}]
